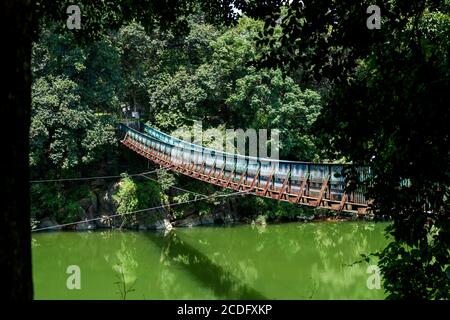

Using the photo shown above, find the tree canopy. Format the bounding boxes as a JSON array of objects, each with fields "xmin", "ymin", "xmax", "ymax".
[
  {"xmin": 4, "ymin": 0, "xmax": 447, "ymax": 300},
  {"xmin": 249, "ymin": 0, "xmax": 450, "ymax": 299}
]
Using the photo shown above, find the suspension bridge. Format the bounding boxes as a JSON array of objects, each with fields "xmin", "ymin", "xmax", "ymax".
[{"xmin": 119, "ymin": 122, "xmax": 370, "ymax": 215}]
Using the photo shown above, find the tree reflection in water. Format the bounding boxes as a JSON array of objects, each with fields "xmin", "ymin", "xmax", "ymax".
[
  {"xmin": 32, "ymin": 222, "xmax": 389, "ymax": 299},
  {"xmin": 172, "ymin": 222, "xmax": 389, "ymax": 299},
  {"xmin": 110, "ymin": 235, "xmax": 138, "ymax": 299},
  {"xmin": 146, "ymin": 231, "xmax": 267, "ymax": 299}
]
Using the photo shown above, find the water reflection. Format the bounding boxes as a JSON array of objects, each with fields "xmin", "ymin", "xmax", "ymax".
[
  {"xmin": 32, "ymin": 221, "xmax": 389, "ymax": 299},
  {"xmin": 145, "ymin": 231, "xmax": 267, "ymax": 299},
  {"xmin": 173, "ymin": 222, "xmax": 388, "ymax": 299}
]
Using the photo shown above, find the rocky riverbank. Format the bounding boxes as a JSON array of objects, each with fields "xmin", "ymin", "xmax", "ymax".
[
  {"xmin": 35, "ymin": 180, "xmax": 374, "ymax": 232},
  {"xmin": 35, "ymin": 180, "xmax": 242, "ymax": 231}
]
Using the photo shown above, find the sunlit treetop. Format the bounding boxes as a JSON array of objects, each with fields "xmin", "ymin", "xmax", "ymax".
[{"xmin": 33, "ymin": 0, "xmax": 242, "ymax": 41}]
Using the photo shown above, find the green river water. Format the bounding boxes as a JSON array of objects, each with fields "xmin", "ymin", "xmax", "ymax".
[{"xmin": 32, "ymin": 221, "xmax": 389, "ymax": 300}]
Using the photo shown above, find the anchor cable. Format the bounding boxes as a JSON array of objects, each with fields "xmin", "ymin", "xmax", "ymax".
[{"xmin": 30, "ymin": 169, "xmax": 161, "ymax": 183}]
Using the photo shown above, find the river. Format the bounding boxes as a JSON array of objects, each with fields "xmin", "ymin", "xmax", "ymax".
[{"xmin": 32, "ymin": 221, "xmax": 389, "ymax": 299}]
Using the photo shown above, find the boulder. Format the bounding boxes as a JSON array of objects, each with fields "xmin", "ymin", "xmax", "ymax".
[
  {"xmin": 76, "ymin": 220, "xmax": 96, "ymax": 231},
  {"xmin": 199, "ymin": 214, "xmax": 215, "ymax": 225},
  {"xmin": 95, "ymin": 215, "xmax": 115, "ymax": 228},
  {"xmin": 363, "ymin": 213, "xmax": 375, "ymax": 221},
  {"xmin": 297, "ymin": 214, "xmax": 315, "ymax": 222},
  {"xmin": 87, "ymin": 203, "xmax": 97, "ymax": 219},
  {"xmin": 78, "ymin": 197, "xmax": 92, "ymax": 211},
  {"xmin": 172, "ymin": 208, "xmax": 237, "ymax": 228},
  {"xmin": 143, "ymin": 218, "xmax": 173, "ymax": 230},
  {"xmin": 222, "ymin": 213, "xmax": 235, "ymax": 224},
  {"xmin": 172, "ymin": 215, "xmax": 202, "ymax": 227},
  {"xmin": 137, "ymin": 208, "xmax": 169, "ymax": 230},
  {"xmin": 79, "ymin": 192, "xmax": 97, "ymax": 211},
  {"xmin": 139, "ymin": 224, "xmax": 148, "ymax": 231},
  {"xmin": 38, "ymin": 217, "xmax": 61, "ymax": 231},
  {"xmin": 155, "ymin": 219, "xmax": 173, "ymax": 230},
  {"xmin": 97, "ymin": 182, "xmax": 119, "ymax": 214}
]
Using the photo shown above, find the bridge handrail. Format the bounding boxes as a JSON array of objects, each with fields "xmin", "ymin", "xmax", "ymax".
[
  {"xmin": 141, "ymin": 122, "xmax": 341, "ymax": 166},
  {"xmin": 119, "ymin": 122, "xmax": 372, "ymax": 184}
]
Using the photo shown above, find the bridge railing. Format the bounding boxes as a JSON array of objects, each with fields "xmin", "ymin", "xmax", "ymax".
[{"xmin": 119, "ymin": 122, "xmax": 370, "ymax": 206}]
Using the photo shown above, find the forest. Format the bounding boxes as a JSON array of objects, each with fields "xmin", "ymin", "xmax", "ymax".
[
  {"xmin": 30, "ymin": 16, "xmax": 325, "ymax": 227},
  {"xmin": 1, "ymin": 0, "xmax": 448, "ymax": 301}
]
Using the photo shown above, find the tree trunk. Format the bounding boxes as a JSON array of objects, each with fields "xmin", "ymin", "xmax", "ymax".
[{"xmin": 0, "ymin": 0, "xmax": 33, "ymax": 299}]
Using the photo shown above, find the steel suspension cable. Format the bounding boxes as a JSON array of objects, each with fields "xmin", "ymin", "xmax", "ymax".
[
  {"xmin": 30, "ymin": 169, "xmax": 161, "ymax": 183},
  {"xmin": 139, "ymin": 172, "xmax": 210, "ymax": 199}
]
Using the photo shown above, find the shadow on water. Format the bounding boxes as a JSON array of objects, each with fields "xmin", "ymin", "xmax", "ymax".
[{"xmin": 145, "ymin": 230, "xmax": 268, "ymax": 300}]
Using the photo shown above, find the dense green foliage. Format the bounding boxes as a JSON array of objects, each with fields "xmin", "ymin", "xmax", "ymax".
[
  {"xmin": 250, "ymin": 0, "xmax": 450, "ymax": 299},
  {"xmin": 33, "ymin": 0, "xmax": 240, "ymax": 41},
  {"xmin": 30, "ymin": 183, "xmax": 91, "ymax": 224},
  {"xmin": 31, "ymin": 15, "xmax": 324, "ymax": 224},
  {"xmin": 113, "ymin": 174, "xmax": 163, "ymax": 227},
  {"xmin": 29, "ymin": 0, "xmax": 449, "ymax": 300},
  {"xmin": 30, "ymin": 27, "xmax": 121, "ymax": 221},
  {"xmin": 31, "ymin": 27, "xmax": 121, "ymax": 174}
]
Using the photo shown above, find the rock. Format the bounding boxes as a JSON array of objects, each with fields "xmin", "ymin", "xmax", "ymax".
[
  {"xmin": 209, "ymin": 202, "xmax": 237, "ymax": 225},
  {"xmin": 363, "ymin": 213, "xmax": 375, "ymax": 221},
  {"xmin": 97, "ymin": 182, "xmax": 119, "ymax": 215},
  {"xmin": 95, "ymin": 215, "xmax": 115, "ymax": 228},
  {"xmin": 38, "ymin": 217, "xmax": 61, "ymax": 231},
  {"xmin": 78, "ymin": 197, "xmax": 92, "ymax": 211},
  {"xmin": 155, "ymin": 219, "xmax": 173, "ymax": 230},
  {"xmin": 144, "ymin": 218, "xmax": 173, "ymax": 230},
  {"xmin": 136, "ymin": 208, "xmax": 169, "ymax": 230},
  {"xmin": 173, "ymin": 215, "xmax": 202, "ymax": 227},
  {"xmin": 297, "ymin": 215, "xmax": 314, "ymax": 222},
  {"xmin": 200, "ymin": 214, "xmax": 215, "ymax": 225},
  {"xmin": 172, "ymin": 209, "xmax": 236, "ymax": 228},
  {"xmin": 87, "ymin": 204, "xmax": 97, "ymax": 219},
  {"xmin": 77, "ymin": 206, "xmax": 86, "ymax": 219},
  {"xmin": 222, "ymin": 213, "xmax": 235, "ymax": 224},
  {"xmin": 76, "ymin": 220, "xmax": 96, "ymax": 231},
  {"xmin": 79, "ymin": 192, "xmax": 97, "ymax": 211}
]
